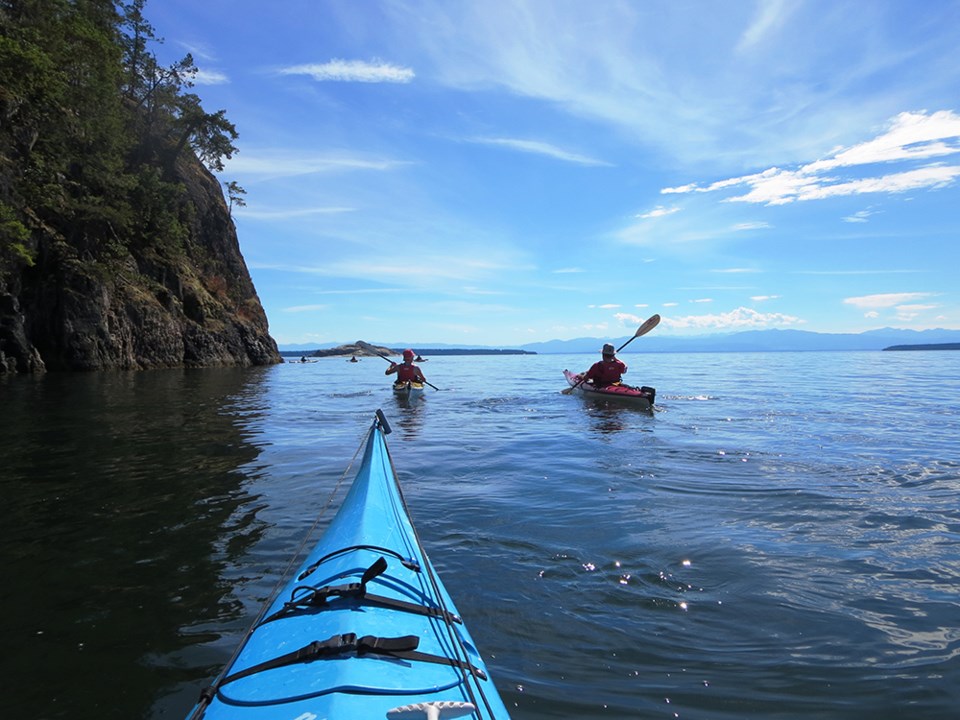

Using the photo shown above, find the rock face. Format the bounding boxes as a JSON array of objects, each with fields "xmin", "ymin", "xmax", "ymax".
[{"xmin": 0, "ymin": 156, "xmax": 280, "ymax": 373}]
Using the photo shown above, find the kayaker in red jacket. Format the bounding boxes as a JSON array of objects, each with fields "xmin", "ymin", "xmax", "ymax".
[
  {"xmin": 386, "ymin": 349, "xmax": 427, "ymax": 384},
  {"xmin": 583, "ymin": 343, "xmax": 627, "ymax": 387}
]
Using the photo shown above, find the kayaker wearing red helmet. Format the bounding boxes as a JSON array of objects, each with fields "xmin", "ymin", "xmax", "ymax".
[
  {"xmin": 385, "ymin": 349, "xmax": 428, "ymax": 384},
  {"xmin": 582, "ymin": 343, "xmax": 627, "ymax": 387}
]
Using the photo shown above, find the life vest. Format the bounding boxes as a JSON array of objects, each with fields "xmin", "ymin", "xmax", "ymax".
[
  {"xmin": 395, "ymin": 363, "xmax": 421, "ymax": 382},
  {"xmin": 586, "ymin": 358, "xmax": 626, "ymax": 386}
]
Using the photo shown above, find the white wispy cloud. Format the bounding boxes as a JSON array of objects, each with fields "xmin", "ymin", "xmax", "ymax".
[
  {"xmin": 663, "ymin": 306, "xmax": 803, "ymax": 330},
  {"xmin": 252, "ymin": 250, "xmax": 531, "ymax": 287},
  {"xmin": 895, "ymin": 303, "xmax": 939, "ymax": 321},
  {"xmin": 613, "ymin": 312, "xmax": 643, "ymax": 325},
  {"xmin": 552, "ymin": 267, "xmax": 585, "ymax": 274},
  {"xmin": 177, "ymin": 40, "xmax": 217, "ymax": 63},
  {"xmin": 843, "ymin": 292, "xmax": 933, "ymax": 309},
  {"xmin": 310, "ymin": 288, "xmax": 404, "ymax": 295},
  {"xmin": 405, "ymin": 2, "xmax": 815, "ymax": 166},
  {"xmin": 662, "ymin": 183, "xmax": 698, "ymax": 195},
  {"xmin": 805, "ymin": 110, "xmax": 960, "ymax": 172},
  {"xmin": 798, "ymin": 269, "xmax": 921, "ymax": 275},
  {"xmin": 736, "ymin": 0, "xmax": 793, "ymax": 52},
  {"xmin": 461, "ymin": 286, "xmax": 505, "ymax": 296},
  {"xmin": 712, "ymin": 267, "xmax": 761, "ymax": 274},
  {"xmin": 751, "ymin": 295, "xmax": 781, "ymax": 301},
  {"xmin": 279, "ymin": 59, "xmax": 415, "ymax": 83},
  {"xmin": 224, "ymin": 152, "xmax": 410, "ymax": 178},
  {"xmin": 637, "ymin": 205, "xmax": 680, "ymax": 219},
  {"xmin": 842, "ymin": 209, "xmax": 876, "ymax": 223},
  {"xmin": 237, "ymin": 206, "xmax": 355, "ymax": 220},
  {"xmin": 393, "ymin": 0, "xmax": 960, "ymax": 181},
  {"xmin": 331, "ymin": 258, "xmax": 517, "ymax": 283},
  {"xmin": 727, "ymin": 164, "xmax": 960, "ymax": 205},
  {"xmin": 194, "ymin": 68, "xmax": 229, "ymax": 85},
  {"xmin": 469, "ymin": 137, "xmax": 611, "ymax": 166},
  {"xmin": 665, "ymin": 110, "xmax": 960, "ymax": 206},
  {"xmin": 732, "ymin": 221, "xmax": 771, "ymax": 231}
]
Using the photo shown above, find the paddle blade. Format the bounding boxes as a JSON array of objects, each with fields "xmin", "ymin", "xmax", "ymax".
[
  {"xmin": 635, "ymin": 313, "xmax": 661, "ymax": 337},
  {"xmin": 616, "ymin": 314, "xmax": 661, "ymax": 352}
]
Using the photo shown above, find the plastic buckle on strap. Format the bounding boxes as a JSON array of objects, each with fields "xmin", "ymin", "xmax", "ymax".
[
  {"xmin": 333, "ymin": 632, "xmax": 359, "ymax": 655},
  {"xmin": 297, "ymin": 633, "xmax": 358, "ymax": 661}
]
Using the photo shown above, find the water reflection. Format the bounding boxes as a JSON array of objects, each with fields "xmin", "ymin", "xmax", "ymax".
[
  {"xmin": 585, "ymin": 404, "xmax": 626, "ymax": 434},
  {"xmin": 580, "ymin": 398, "xmax": 655, "ymax": 435},
  {"xmin": 0, "ymin": 368, "xmax": 272, "ymax": 720},
  {"xmin": 392, "ymin": 392, "xmax": 427, "ymax": 438},
  {"xmin": 5, "ymin": 352, "xmax": 957, "ymax": 720}
]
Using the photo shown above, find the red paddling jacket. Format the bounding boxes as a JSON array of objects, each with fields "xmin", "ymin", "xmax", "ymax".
[
  {"xmin": 584, "ymin": 357, "xmax": 627, "ymax": 387},
  {"xmin": 386, "ymin": 361, "xmax": 424, "ymax": 383}
]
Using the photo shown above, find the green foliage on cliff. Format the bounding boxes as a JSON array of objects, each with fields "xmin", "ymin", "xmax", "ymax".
[{"xmin": 0, "ymin": 0, "xmax": 238, "ymax": 277}]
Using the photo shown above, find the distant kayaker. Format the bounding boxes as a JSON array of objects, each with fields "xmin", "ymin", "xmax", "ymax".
[
  {"xmin": 582, "ymin": 343, "xmax": 627, "ymax": 387},
  {"xmin": 386, "ymin": 349, "xmax": 427, "ymax": 384}
]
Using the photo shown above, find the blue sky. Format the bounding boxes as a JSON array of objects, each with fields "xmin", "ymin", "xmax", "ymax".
[{"xmin": 147, "ymin": 0, "xmax": 960, "ymax": 347}]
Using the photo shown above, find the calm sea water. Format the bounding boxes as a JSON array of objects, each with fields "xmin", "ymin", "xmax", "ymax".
[{"xmin": 2, "ymin": 351, "xmax": 958, "ymax": 719}]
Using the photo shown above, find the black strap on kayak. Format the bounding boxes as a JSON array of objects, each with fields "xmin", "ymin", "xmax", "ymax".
[
  {"xmin": 365, "ymin": 635, "xmax": 487, "ymax": 681},
  {"xmin": 297, "ymin": 544, "xmax": 420, "ymax": 581},
  {"xmin": 201, "ymin": 632, "xmax": 487, "ymax": 701},
  {"xmin": 262, "ymin": 557, "xmax": 462, "ymax": 627}
]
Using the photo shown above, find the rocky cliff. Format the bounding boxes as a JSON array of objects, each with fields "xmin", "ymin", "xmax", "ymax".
[
  {"xmin": 0, "ymin": 154, "xmax": 280, "ymax": 373},
  {"xmin": 1, "ymin": 1, "xmax": 282, "ymax": 374}
]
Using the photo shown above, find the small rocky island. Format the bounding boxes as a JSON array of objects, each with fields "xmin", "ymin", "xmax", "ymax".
[
  {"xmin": 308, "ymin": 341, "xmax": 396, "ymax": 358},
  {"xmin": 283, "ymin": 341, "xmax": 536, "ymax": 359}
]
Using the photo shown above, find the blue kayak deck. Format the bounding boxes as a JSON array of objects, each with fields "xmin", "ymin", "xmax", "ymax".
[{"xmin": 189, "ymin": 411, "xmax": 510, "ymax": 719}]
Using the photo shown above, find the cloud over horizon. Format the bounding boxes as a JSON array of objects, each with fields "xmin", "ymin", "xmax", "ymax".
[{"xmin": 663, "ymin": 110, "xmax": 960, "ymax": 206}]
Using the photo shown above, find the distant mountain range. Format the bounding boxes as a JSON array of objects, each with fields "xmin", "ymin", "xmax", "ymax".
[
  {"xmin": 518, "ymin": 327, "xmax": 960, "ymax": 354},
  {"xmin": 279, "ymin": 328, "xmax": 960, "ymax": 354}
]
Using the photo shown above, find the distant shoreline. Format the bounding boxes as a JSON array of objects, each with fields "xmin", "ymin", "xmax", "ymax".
[
  {"xmin": 279, "ymin": 348, "xmax": 536, "ymax": 357},
  {"xmin": 883, "ymin": 343, "xmax": 960, "ymax": 351},
  {"xmin": 278, "ymin": 328, "xmax": 960, "ymax": 355},
  {"xmin": 391, "ymin": 348, "xmax": 536, "ymax": 356}
]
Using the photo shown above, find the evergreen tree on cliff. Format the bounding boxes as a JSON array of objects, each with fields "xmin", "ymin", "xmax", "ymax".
[{"xmin": 0, "ymin": 0, "xmax": 280, "ymax": 372}]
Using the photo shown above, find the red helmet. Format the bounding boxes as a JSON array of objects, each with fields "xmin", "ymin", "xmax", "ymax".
[{"xmin": 402, "ymin": 349, "xmax": 415, "ymax": 361}]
